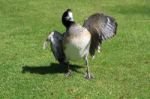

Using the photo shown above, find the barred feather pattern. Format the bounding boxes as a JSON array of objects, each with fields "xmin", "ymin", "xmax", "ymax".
[{"xmin": 83, "ymin": 13, "xmax": 118, "ymax": 56}]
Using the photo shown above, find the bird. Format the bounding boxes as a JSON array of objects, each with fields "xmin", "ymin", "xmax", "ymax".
[{"xmin": 44, "ymin": 9, "xmax": 118, "ymax": 79}]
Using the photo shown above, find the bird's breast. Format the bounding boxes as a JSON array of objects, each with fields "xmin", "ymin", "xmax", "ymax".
[{"xmin": 63, "ymin": 27, "xmax": 91, "ymax": 61}]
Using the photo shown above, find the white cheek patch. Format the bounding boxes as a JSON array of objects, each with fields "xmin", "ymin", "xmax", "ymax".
[
  {"xmin": 68, "ymin": 12, "xmax": 73, "ymax": 18},
  {"xmin": 68, "ymin": 11, "xmax": 74, "ymax": 21}
]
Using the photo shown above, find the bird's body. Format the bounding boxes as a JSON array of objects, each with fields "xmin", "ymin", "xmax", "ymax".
[{"xmin": 63, "ymin": 23, "xmax": 91, "ymax": 61}]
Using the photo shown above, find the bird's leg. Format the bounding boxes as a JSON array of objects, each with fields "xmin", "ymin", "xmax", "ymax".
[
  {"xmin": 65, "ymin": 62, "xmax": 72, "ymax": 77},
  {"xmin": 84, "ymin": 56, "xmax": 93, "ymax": 80}
]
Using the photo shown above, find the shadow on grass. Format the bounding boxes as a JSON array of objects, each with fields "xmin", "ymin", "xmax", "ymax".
[{"xmin": 22, "ymin": 63, "xmax": 83, "ymax": 75}]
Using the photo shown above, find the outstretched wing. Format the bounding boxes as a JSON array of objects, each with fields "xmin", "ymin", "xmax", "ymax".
[
  {"xmin": 47, "ymin": 31, "xmax": 66, "ymax": 63},
  {"xmin": 83, "ymin": 13, "xmax": 118, "ymax": 56}
]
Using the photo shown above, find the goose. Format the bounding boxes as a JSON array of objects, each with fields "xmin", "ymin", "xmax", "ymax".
[{"xmin": 44, "ymin": 9, "xmax": 118, "ymax": 79}]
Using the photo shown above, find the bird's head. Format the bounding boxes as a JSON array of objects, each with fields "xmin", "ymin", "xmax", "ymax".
[{"xmin": 62, "ymin": 9, "xmax": 74, "ymax": 28}]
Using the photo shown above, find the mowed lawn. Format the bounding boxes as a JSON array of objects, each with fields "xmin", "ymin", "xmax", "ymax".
[{"xmin": 0, "ymin": 0, "xmax": 149, "ymax": 98}]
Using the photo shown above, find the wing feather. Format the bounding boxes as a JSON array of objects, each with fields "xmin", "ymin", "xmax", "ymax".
[
  {"xmin": 83, "ymin": 13, "xmax": 118, "ymax": 56},
  {"xmin": 47, "ymin": 31, "xmax": 65, "ymax": 63}
]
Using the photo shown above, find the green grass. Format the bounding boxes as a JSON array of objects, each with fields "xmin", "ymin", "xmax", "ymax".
[{"xmin": 0, "ymin": 0, "xmax": 150, "ymax": 98}]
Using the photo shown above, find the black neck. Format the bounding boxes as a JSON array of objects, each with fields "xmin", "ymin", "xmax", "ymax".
[{"xmin": 62, "ymin": 19, "xmax": 75, "ymax": 29}]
